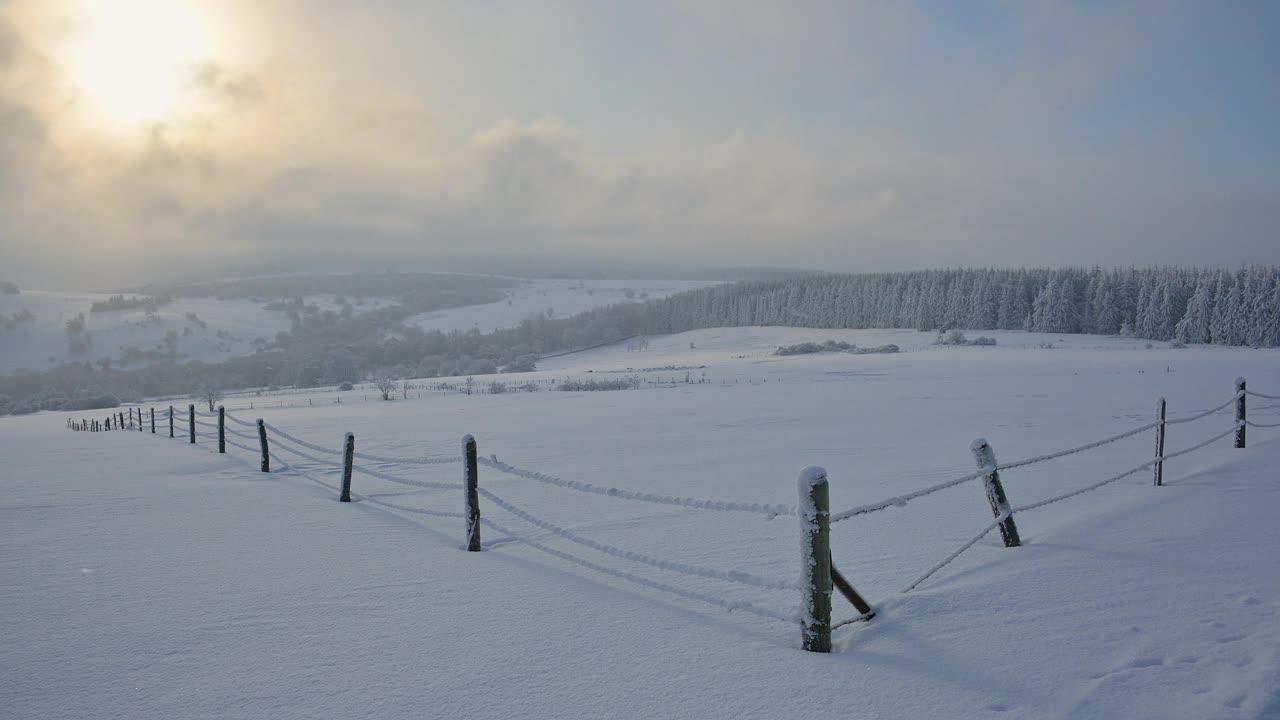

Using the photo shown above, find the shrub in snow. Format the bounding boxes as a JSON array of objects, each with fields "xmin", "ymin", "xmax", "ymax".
[
  {"xmin": 970, "ymin": 336, "xmax": 997, "ymax": 346},
  {"xmin": 1168, "ymin": 340, "xmax": 1187, "ymax": 349},
  {"xmin": 775, "ymin": 340, "xmax": 855, "ymax": 356},
  {"xmin": 338, "ymin": 381, "xmax": 354, "ymax": 391},
  {"xmin": 487, "ymin": 381, "xmax": 507, "ymax": 394},
  {"xmin": 62, "ymin": 394, "xmax": 120, "ymax": 411},
  {"xmin": 502, "ymin": 354, "xmax": 537, "ymax": 373},
  {"xmin": 854, "ymin": 344, "xmax": 899, "ymax": 354},
  {"xmin": 558, "ymin": 376, "xmax": 641, "ymax": 392},
  {"xmin": 465, "ymin": 359, "xmax": 499, "ymax": 376}
]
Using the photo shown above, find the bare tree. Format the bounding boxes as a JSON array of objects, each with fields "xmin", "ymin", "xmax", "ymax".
[
  {"xmin": 198, "ymin": 377, "xmax": 224, "ymax": 412},
  {"xmin": 373, "ymin": 373, "xmax": 398, "ymax": 401}
]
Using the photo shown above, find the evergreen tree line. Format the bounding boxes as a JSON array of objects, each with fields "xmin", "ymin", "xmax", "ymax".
[{"xmin": 623, "ymin": 266, "xmax": 1280, "ymax": 346}]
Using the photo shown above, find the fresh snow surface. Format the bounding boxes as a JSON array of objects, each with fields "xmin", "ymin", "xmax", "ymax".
[
  {"xmin": 406, "ymin": 278, "xmax": 717, "ymax": 333},
  {"xmin": 4, "ymin": 326, "xmax": 1280, "ymax": 719}
]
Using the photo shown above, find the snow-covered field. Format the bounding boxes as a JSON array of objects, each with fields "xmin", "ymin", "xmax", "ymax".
[
  {"xmin": 406, "ymin": 278, "xmax": 717, "ymax": 333},
  {"xmin": 4, "ymin": 326, "xmax": 1280, "ymax": 719},
  {"xmin": 0, "ymin": 291, "xmax": 291, "ymax": 373}
]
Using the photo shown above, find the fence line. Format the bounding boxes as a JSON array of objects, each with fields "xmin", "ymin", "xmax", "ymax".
[
  {"xmin": 479, "ymin": 455, "xmax": 795, "ymax": 517},
  {"xmin": 478, "ymin": 486, "xmax": 801, "ymax": 592},
  {"xmin": 479, "ymin": 516, "xmax": 799, "ymax": 623},
  {"xmin": 82, "ymin": 376, "xmax": 1276, "ymax": 654}
]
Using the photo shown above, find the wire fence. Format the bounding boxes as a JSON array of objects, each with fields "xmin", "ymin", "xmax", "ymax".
[{"xmin": 75, "ymin": 376, "xmax": 1276, "ymax": 653}]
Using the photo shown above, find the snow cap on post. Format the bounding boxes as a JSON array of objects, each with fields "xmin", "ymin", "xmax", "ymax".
[{"xmin": 798, "ymin": 465, "xmax": 828, "ymax": 491}]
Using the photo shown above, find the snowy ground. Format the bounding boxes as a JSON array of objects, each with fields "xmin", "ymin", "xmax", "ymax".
[
  {"xmin": 406, "ymin": 278, "xmax": 717, "ymax": 333},
  {"xmin": 4, "ymin": 327, "xmax": 1280, "ymax": 719}
]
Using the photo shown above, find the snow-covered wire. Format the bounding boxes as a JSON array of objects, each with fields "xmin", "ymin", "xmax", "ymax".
[
  {"xmin": 902, "ymin": 422, "xmax": 1240, "ymax": 593},
  {"xmin": 1011, "ymin": 424, "xmax": 1240, "ymax": 515},
  {"xmin": 480, "ymin": 516, "xmax": 798, "ymax": 623},
  {"xmin": 1245, "ymin": 389, "xmax": 1280, "ymax": 400},
  {"xmin": 194, "ymin": 419, "xmax": 218, "ymax": 429},
  {"xmin": 225, "ymin": 437, "xmax": 260, "ymax": 455},
  {"xmin": 1011, "ymin": 458, "xmax": 1156, "ymax": 515},
  {"xmin": 262, "ymin": 422, "xmax": 342, "ymax": 456},
  {"xmin": 998, "ymin": 422, "xmax": 1159, "ymax": 471},
  {"xmin": 902, "ymin": 517, "xmax": 1003, "ymax": 593},
  {"xmin": 270, "ymin": 437, "xmax": 343, "ymax": 469},
  {"xmin": 353, "ymin": 450, "xmax": 463, "ymax": 466},
  {"xmin": 830, "ymin": 466, "xmax": 993, "ymax": 524},
  {"xmin": 353, "ymin": 464, "xmax": 463, "ymax": 491},
  {"xmin": 1162, "ymin": 394, "xmax": 1241, "ymax": 426},
  {"xmin": 478, "ymin": 456, "xmax": 795, "ymax": 518},
  {"xmin": 1246, "ymin": 418, "xmax": 1280, "ymax": 428},
  {"xmin": 359, "ymin": 494, "xmax": 467, "ymax": 518},
  {"xmin": 1157, "ymin": 423, "xmax": 1241, "ymax": 462},
  {"xmin": 223, "ymin": 412, "xmax": 258, "ymax": 428},
  {"xmin": 225, "ymin": 425, "xmax": 256, "ymax": 440},
  {"xmin": 478, "ymin": 487, "xmax": 800, "ymax": 591},
  {"xmin": 195, "ymin": 409, "xmax": 219, "ymax": 418}
]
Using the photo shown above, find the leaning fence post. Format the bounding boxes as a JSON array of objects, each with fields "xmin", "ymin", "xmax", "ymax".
[
  {"xmin": 1153, "ymin": 397, "xmax": 1167, "ymax": 486},
  {"xmin": 138, "ymin": 409, "xmax": 143, "ymax": 432},
  {"xmin": 1236, "ymin": 377, "xmax": 1247, "ymax": 449},
  {"xmin": 188, "ymin": 404, "xmax": 196, "ymax": 444},
  {"xmin": 798, "ymin": 466, "xmax": 832, "ymax": 653},
  {"xmin": 257, "ymin": 419, "xmax": 270, "ymax": 472},
  {"xmin": 971, "ymin": 439, "xmax": 1021, "ymax": 548},
  {"xmin": 169, "ymin": 406, "xmax": 174, "ymax": 438},
  {"xmin": 340, "ymin": 433, "xmax": 355, "ymax": 502},
  {"xmin": 464, "ymin": 435, "xmax": 481, "ymax": 551},
  {"xmin": 119, "ymin": 411, "xmax": 125, "ymax": 430},
  {"xmin": 217, "ymin": 406, "xmax": 226, "ymax": 453},
  {"xmin": 150, "ymin": 408, "xmax": 155, "ymax": 434}
]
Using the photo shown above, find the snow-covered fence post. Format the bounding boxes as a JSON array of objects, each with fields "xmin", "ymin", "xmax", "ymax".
[
  {"xmin": 799, "ymin": 466, "xmax": 832, "ymax": 652},
  {"xmin": 257, "ymin": 419, "xmax": 270, "ymax": 472},
  {"xmin": 138, "ymin": 409, "xmax": 143, "ymax": 432},
  {"xmin": 150, "ymin": 408, "xmax": 155, "ymax": 434},
  {"xmin": 118, "ymin": 411, "xmax": 125, "ymax": 430},
  {"xmin": 1153, "ymin": 397, "xmax": 1167, "ymax": 487},
  {"xmin": 971, "ymin": 439, "xmax": 1021, "ymax": 548},
  {"xmin": 340, "ymin": 433, "xmax": 354, "ymax": 502},
  {"xmin": 1235, "ymin": 377, "xmax": 1247, "ymax": 449},
  {"xmin": 188, "ymin": 404, "xmax": 196, "ymax": 444},
  {"xmin": 169, "ymin": 406, "xmax": 174, "ymax": 438},
  {"xmin": 217, "ymin": 406, "xmax": 226, "ymax": 454},
  {"xmin": 464, "ymin": 435, "xmax": 481, "ymax": 551}
]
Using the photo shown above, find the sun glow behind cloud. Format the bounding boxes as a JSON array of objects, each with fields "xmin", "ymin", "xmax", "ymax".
[{"xmin": 62, "ymin": 0, "xmax": 216, "ymax": 127}]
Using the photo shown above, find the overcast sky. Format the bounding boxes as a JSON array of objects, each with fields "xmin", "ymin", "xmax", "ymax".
[{"xmin": 1, "ymin": 0, "xmax": 1278, "ymax": 287}]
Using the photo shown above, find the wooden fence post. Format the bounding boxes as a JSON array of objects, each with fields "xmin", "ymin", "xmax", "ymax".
[
  {"xmin": 971, "ymin": 439, "xmax": 1021, "ymax": 548},
  {"xmin": 340, "ymin": 433, "xmax": 354, "ymax": 502},
  {"xmin": 1153, "ymin": 397, "xmax": 1167, "ymax": 486},
  {"xmin": 218, "ymin": 406, "xmax": 226, "ymax": 454},
  {"xmin": 1236, "ymin": 377, "xmax": 1247, "ymax": 449},
  {"xmin": 169, "ymin": 406, "xmax": 174, "ymax": 438},
  {"xmin": 138, "ymin": 408, "xmax": 143, "ymax": 432},
  {"xmin": 798, "ymin": 466, "xmax": 832, "ymax": 653},
  {"xmin": 119, "ymin": 411, "xmax": 125, "ymax": 429},
  {"xmin": 464, "ymin": 435, "xmax": 481, "ymax": 551},
  {"xmin": 150, "ymin": 408, "xmax": 155, "ymax": 434},
  {"xmin": 188, "ymin": 404, "xmax": 196, "ymax": 444},
  {"xmin": 257, "ymin": 419, "xmax": 270, "ymax": 472}
]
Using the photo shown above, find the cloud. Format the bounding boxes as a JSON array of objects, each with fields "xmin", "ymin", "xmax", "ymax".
[{"xmin": 0, "ymin": 0, "xmax": 1277, "ymax": 288}]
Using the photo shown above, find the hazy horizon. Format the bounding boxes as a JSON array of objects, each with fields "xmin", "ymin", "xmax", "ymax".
[{"xmin": 2, "ymin": 1, "xmax": 1278, "ymax": 288}]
